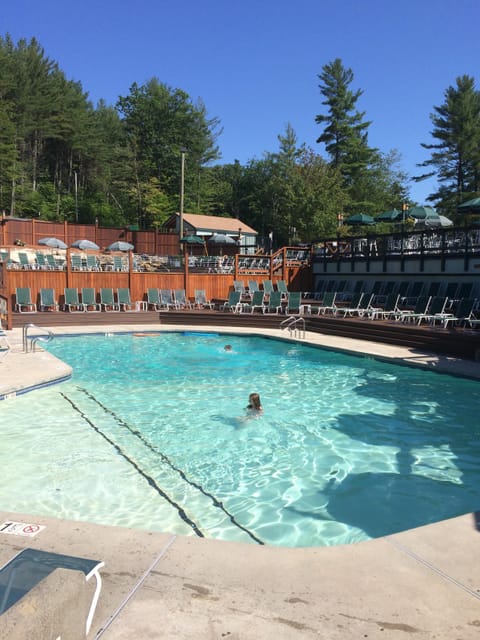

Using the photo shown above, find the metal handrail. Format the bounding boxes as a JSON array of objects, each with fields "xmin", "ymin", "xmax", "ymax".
[
  {"xmin": 22, "ymin": 323, "xmax": 54, "ymax": 353},
  {"xmin": 280, "ymin": 315, "xmax": 306, "ymax": 339}
]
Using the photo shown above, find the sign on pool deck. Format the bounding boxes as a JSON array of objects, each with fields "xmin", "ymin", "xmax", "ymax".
[{"xmin": 0, "ymin": 521, "xmax": 46, "ymax": 537}]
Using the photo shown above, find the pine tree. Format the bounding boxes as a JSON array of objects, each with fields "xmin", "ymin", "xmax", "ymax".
[
  {"xmin": 415, "ymin": 75, "xmax": 480, "ymax": 214},
  {"xmin": 315, "ymin": 58, "xmax": 377, "ymax": 188}
]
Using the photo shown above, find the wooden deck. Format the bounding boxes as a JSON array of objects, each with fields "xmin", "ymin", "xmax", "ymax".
[{"xmin": 10, "ymin": 308, "xmax": 480, "ymax": 362}]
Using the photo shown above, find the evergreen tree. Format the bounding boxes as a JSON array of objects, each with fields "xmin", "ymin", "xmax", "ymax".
[
  {"xmin": 315, "ymin": 58, "xmax": 377, "ymax": 188},
  {"xmin": 415, "ymin": 75, "xmax": 480, "ymax": 215}
]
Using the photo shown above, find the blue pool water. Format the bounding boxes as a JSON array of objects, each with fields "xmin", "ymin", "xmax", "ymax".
[{"xmin": 1, "ymin": 332, "xmax": 480, "ymax": 547}]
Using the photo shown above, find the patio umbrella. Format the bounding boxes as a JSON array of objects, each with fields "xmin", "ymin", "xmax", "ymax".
[
  {"xmin": 38, "ymin": 237, "xmax": 68, "ymax": 249},
  {"xmin": 457, "ymin": 197, "xmax": 480, "ymax": 213},
  {"xmin": 70, "ymin": 239, "xmax": 100, "ymax": 250},
  {"xmin": 179, "ymin": 235, "xmax": 205, "ymax": 245},
  {"xmin": 424, "ymin": 215, "xmax": 454, "ymax": 228},
  {"xmin": 375, "ymin": 209, "xmax": 402, "ymax": 222},
  {"xmin": 207, "ymin": 233, "xmax": 238, "ymax": 245},
  {"xmin": 344, "ymin": 213, "xmax": 376, "ymax": 226},
  {"xmin": 407, "ymin": 206, "xmax": 439, "ymax": 221},
  {"xmin": 107, "ymin": 241, "xmax": 134, "ymax": 251}
]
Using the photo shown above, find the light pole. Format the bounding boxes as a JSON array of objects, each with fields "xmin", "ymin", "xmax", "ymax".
[{"xmin": 179, "ymin": 151, "xmax": 185, "ymax": 239}]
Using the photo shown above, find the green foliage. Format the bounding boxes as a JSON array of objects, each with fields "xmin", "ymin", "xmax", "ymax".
[{"xmin": 416, "ymin": 75, "xmax": 480, "ymax": 218}]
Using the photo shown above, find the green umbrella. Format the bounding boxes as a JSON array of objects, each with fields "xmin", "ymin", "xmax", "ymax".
[
  {"xmin": 457, "ymin": 197, "xmax": 480, "ymax": 213},
  {"xmin": 179, "ymin": 235, "xmax": 205, "ymax": 244},
  {"xmin": 407, "ymin": 206, "xmax": 439, "ymax": 220},
  {"xmin": 375, "ymin": 209, "xmax": 402, "ymax": 222},
  {"xmin": 344, "ymin": 213, "xmax": 376, "ymax": 226}
]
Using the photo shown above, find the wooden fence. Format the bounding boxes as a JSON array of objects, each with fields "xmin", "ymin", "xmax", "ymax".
[{"xmin": 0, "ymin": 248, "xmax": 312, "ymax": 329}]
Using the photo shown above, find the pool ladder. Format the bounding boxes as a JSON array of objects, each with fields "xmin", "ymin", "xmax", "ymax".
[
  {"xmin": 22, "ymin": 323, "xmax": 54, "ymax": 353},
  {"xmin": 280, "ymin": 315, "xmax": 306, "ymax": 339}
]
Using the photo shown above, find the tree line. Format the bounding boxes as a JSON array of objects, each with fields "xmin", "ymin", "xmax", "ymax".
[{"xmin": 1, "ymin": 35, "xmax": 478, "ymax": 247}]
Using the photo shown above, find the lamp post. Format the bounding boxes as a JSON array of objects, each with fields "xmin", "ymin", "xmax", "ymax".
[{"xmin": 179, "ymin": 151, "xmax": 185, "ymax": 240}]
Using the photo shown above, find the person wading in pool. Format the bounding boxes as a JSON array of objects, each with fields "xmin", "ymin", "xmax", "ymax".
[{"xmin": 246, "ymin": 392, "xmax": 263, "ymax": 414}]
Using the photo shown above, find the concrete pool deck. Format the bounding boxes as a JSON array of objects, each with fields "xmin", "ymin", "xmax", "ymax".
[{"xmin": 1, "ymin": 324, "xmax": 480, "ymax": 638}]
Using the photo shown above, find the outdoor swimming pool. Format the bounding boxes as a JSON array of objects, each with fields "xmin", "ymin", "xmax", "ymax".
[{"xmin": 1, "ymin": 331, "xmax": 480, "ymax": 547}]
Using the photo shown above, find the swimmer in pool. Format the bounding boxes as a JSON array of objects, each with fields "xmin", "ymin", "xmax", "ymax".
[{"xmin": 246, "ymin": 392, "xmax": 263, "ymax": 413}]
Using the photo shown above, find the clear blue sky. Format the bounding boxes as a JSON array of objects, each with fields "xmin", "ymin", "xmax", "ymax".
[{"xmin": 3, "ymin": 0, "xmax": 479, "ymax": 206}]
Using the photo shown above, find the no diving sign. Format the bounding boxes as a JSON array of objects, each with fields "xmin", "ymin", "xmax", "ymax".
[{"xmin": 0, "ymin": 521, "xmax": 46, "ymax": 537}]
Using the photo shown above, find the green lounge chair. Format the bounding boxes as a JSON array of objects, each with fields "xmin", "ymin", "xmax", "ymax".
[
  {"xmin": 71, "ymin": 254, "xmax": 84, "ymax": 270},
  {"xmin": 117, "ymin": 288, "xmax": 138, "ymax": 312},
  {"xmin": 17, "ymin": 252, "xmax": 33, "ymax": 270},
  {"xmin": 100, "ymin": 288, "xmax": 120, "ymax": 311},
  {"xmin": 284, "ymin": 291, "xmax": 303, "ymax": 314},
  {"xmin": 0, "ymin": 548, "xmax": 105, "ymax": 635},
  {"xmin": 81, "ymin": 288, "xmax": 101, "ymax": 312},
  {"xmin": 277, "ymin": 280, "xmax": 289, "ymax": 300},
  {"xmin": 394, "ymin": 296, "xmax": 431, "ymax": 322},
  {"xmin": 63, "ymin": 288, "xmax": 85, "ymax": 312},
  {"xmin": 147, "ymin": 288, "xmax": 161, "ymax": 310},
  {"xmin": 173, "ymin": 289, "xmax": 192, "ymax": 309},
  {"xmin": 86, "ymin": 254, "xmax": 99, "ymax": 270},
  {"xmin": 242, "ymin": 290, "xmax": 266, "ymax": 314},
  {"xmin": 194, "ymin": 289, "xmax": 214, "ymax": 309},
  {"xmin": 265, "ymin": 290, "xmax": 283, "ymax": 314},
  {"xmin": 35, "ymin": 252, "xmax": 50, "ymax": 269},
  {"xmin": 334, "ymin": 292, "xmax": 364, "ymax": 317},
  {"xmin": 367, "ymin": 293, "xmax": 400, "ymax": 320},
  {"xmin": 15, "ymin": 287, "xmax": 37, "ymax": 313},
  {"xmin": 219, "ymin": 290, "xmax": 242, "ymax": 312},
  {"xmin": 39, "ymin": 288, "xmax": 59, "ymax": 312},
  {"xmin": 314, "ymin": 291, "xmax": 337, "ymax": 315},
  {"xmin": 441, "ymin": 298, "xmax": 476, "ymax": 328},
  {"xmin": 159, "ymin": 289, "xmax": 176, "ymax": 309},
  {"xmin": 263, "ymin": 280, "xmax": 274, "ymax": 297}
]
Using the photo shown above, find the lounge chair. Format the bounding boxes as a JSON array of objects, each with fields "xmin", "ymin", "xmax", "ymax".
[
  {"xmin": 0, "ymin": 319, "xmax": 11, "ymax": 359},
  {"xmin": 247, "ymin": 280, "xmax": 260, "ymax": 296},
  {"xmin": 367, "ymin": 293, "xmax": 400, "ymax": 320},
  {"xmin": 117, "ymin": 287, "xmax": 139, "ymax": 312},
  {"xmin": 334, "ymin": 292, "xmax": 363, "ymax": 317},
  {"xmin": 242, "ymin": 290, "xmax": 266, "ymax": 313},
  {"xmin": 17, "ymin": 252, "xmax": 34, "ymax": 269},
  {"xmin": 15, "ymin": 287, "xmax": 37, "ymax": 313},
  {"xmin": 71, "ymin": 254, "xmax": 84, "ymax": 270},
  {"xmin": 314, "ymin": 291, "xmax": 337, "ymax": 315},
  {"xmin": 112, "ymin": 255, "xmax": 125, "ymax": 271},
  {"xmin": 86, "ymin": 254, "xmax": 99, "ymax": 271},
  {"xmin": 394, "ymin": 296, "xmax": 431, "ymax": 323},
  {"xmin": 194, "ymin": 289, "xmax": 214, "ymax": 309},
  {"xmin": 39, "ymin": 288, "xmax": 59, "ymax": 312},
  {"xmin": 173, "ymin": 289, "xmax": 192, "ymax": 309},
  {"xmin": 81, "ymin": 288, "xmax": 101, "ymax": 312},
  {"xmin": 264, "ymin": 290, "xmax": 283, "ymax": 314},
  {"xmin": 35, "ymin": 252, "xmax": 50, "ymax": 270},
  {"xmin": 100, "ymin": 287, "xmax": 120, "ymax": 311},
  {"xmin": 233, "ymin": 280, "xmax": 247, "ymax": 297},
  {"xmin": 434, "ymin": 298, "xmax": 476, "ymax": 328},
  {"xmin": 0, "ymin": 547, "xmax": 104, "ymax": 635},
  {"xmin": 263, "ymin": 279, "xmax": 274, "ymax": 295},
  {"xmin": 63, "ymin": 288, "xmax": 85, "ymax": 312},
  {"xmin": 159, "ymin": 289, "xmax": 176, "ymax": 309},
  {"xmin": 219, "ymin": 290, "xmax": 242, "ymax": 312},
  {"xmin": 45, "ymin": 254, "xmax": 63, "ymax": 270},
  {"xmin": 416, "ymin": 296, "xmax": 448, "ymax": 325},
  {"xmin": 284, "ymin": 291, "xmax": 303, "ymax": 314},
  {"xmin": 147, "ymin": 288, "xmax": 162, "ymax": 310},
  {"xmin": 277, "ymin": 280, "xmax": 289, "ymax": 300}
]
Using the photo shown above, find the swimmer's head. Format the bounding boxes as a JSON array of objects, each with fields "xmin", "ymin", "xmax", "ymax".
[{"xmin": 224, "ymin": 345, "xmax": 232, "ymax": 351}]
